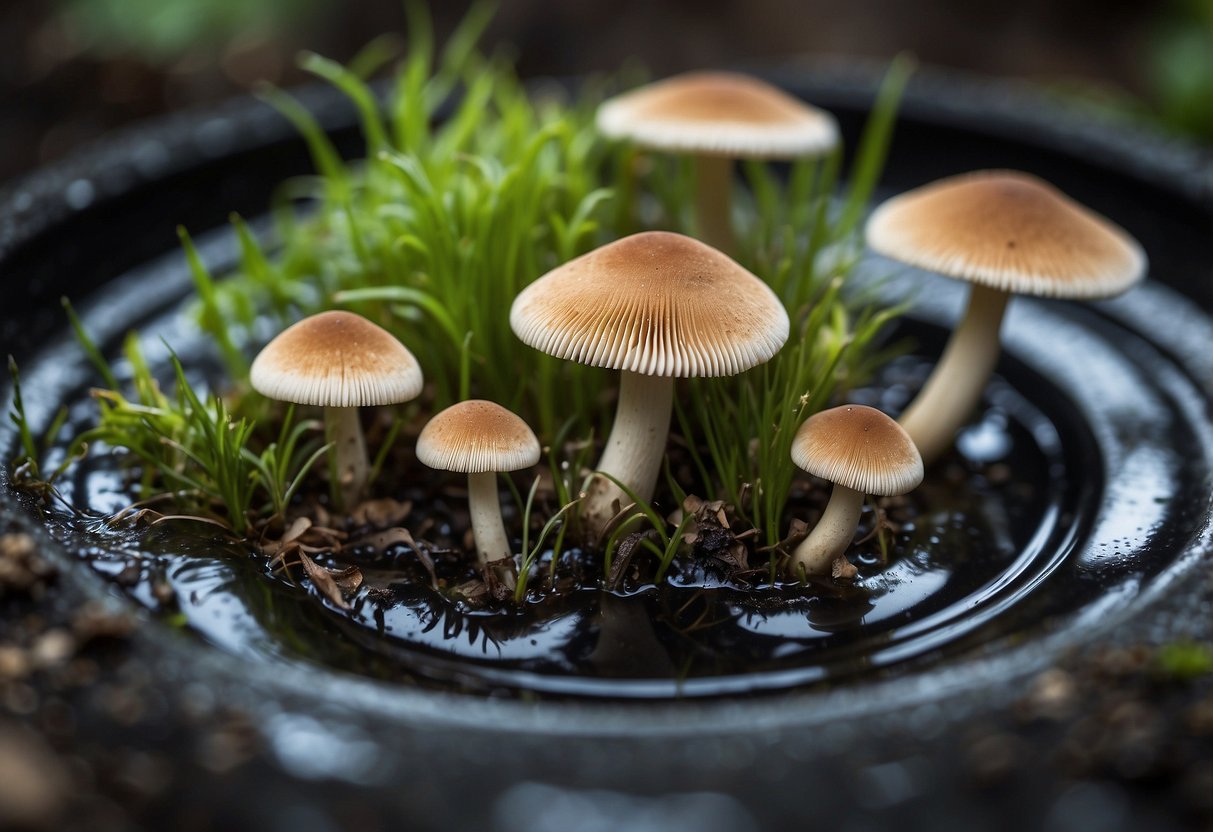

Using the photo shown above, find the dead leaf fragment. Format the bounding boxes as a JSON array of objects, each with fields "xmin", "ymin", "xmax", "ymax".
[
  {"xmin": 680, "ymin": 495, "xmax": 750, "ymax": 572},
  {"xmin": 330, "ymin": 565, "xmax": 364, "ymax": 594},
  {"xmin": 298, "ymin": 553, "xmax": 350, "ymax": 610},
  {"xmin": 351, "ymin": 498, "xmax": 413, "ymax": 528},
  {"xmin": 606, "ymin": 531, "xmax": 655, "ymax": 591},
  {"xmin": 831, "ymin": 556, "xmax": 858, "ymax": 581}
]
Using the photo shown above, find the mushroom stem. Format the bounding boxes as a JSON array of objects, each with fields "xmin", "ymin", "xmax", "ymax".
[
  {"xmin": 898, "ymin": 283, "xmax": 1011, "ymax": 466},
  {"xmin": 325, "ymin": 406, "xmax": 368, "ymax": 511},
  {"xmin": 694, "ymin": 154, "xmax": 735, "ymax": 254},
  {"xmin": 791, "ymin": 484, "xmax": 864, "ymax": 577},
  {"xmin": 467, "ymin": 470, "xmax": 516, "ymax": 588},
  {"xmin": 582, "ymin": 371, "xmax": 675, "ymax": 541}
]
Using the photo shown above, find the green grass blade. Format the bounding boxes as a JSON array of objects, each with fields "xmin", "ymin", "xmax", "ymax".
[{"xmin": 61, "ymin": 298, "xmax": 117, "ymax": 389}]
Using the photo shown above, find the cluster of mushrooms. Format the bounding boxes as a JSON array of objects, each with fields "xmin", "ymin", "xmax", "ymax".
[{"xmin": 248, "ymin": 71, "xmax": 1147, "ymax": 586}]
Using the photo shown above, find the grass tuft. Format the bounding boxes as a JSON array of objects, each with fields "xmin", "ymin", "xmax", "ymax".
[{"xmin": 11, "ymin": 12, "xmax": 911, "ymax": 590}]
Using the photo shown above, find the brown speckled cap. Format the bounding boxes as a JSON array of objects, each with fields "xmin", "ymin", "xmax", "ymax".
[
  {"xmin": 791, "ymin": 404, "xmax": 923, "ymax": 496},
  {"xmin": 597, "ymin": 71, "xmax": 839, "ymax": 159},
  {"xmin": 865, "ymin": 170, "xmax": 1146, "ymax": 298},
  {"xmin": 250, "ymin": 311, "xmax": 423, "ymax": 407},
  {"xmin": 416, "ymin": 400, "xmax": 540, "ymax": 474},
  {"xmin": 510, "ymin": 231, "xmax": 789, "ymax": 378}
]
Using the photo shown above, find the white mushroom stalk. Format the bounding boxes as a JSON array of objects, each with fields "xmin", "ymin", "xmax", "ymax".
[
  {"xmin": 325, "ymin": 406, "xmax": 370, "ymax": 511},
  {"xmin": 866, "ymin": 170, "xmax": 1146, "ymax": 465},
  {"xmin": 791, "ymin": 484, "xmax": 863, "ymax": 578},
  {"xmin": 466, "ymin": 471, "xmax": 514, "ymax": 578},
  {"xmin": 788, "ymin": 405, "xmax": 922, "ymax": 578},
  {"xmin": 693, "ymin": 155, "xmax": 736, "ymax": 254},
  {"xmin": 582, "ymin": 371, "xmax": 674, "ymax": 535},
  {"xmin": 897, "ymin": 284, "xmax": 1009, "ymax": 466}
]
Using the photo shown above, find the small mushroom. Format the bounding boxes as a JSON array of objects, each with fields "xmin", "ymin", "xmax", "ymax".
[
  {"xmin": 510, "ymin": 231, "xmax": 789, "ymax": 541},
  {"xmin": 789, "ymin": 404, "xmax": 922, "ymax": 578},
  {"xmin": 866, "ymin": 170, "xmax": 1146, "ymax": 465},
  {"xmin": 250, "ymin": 311, "xmax": 423, "ymax": 510},
  {"xmin": 415, "ymin": 400, "xmax": 541, "ymax": 583},
  {"xmin": 597, "ymin": 71, "xmax": 838, "ymax": 253}
]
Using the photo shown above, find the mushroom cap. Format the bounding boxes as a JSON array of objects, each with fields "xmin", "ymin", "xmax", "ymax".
[
  {"xmin": 791, "ymin": 404, "xmax": 923, "ymax": 496},
  {"xmin": 250, "ymin": 311, "xmax": 423, "ymax": 407},
  {"xmin": 510, "ymin": 231, "xmax": 789, "ymax": 378},
  {"xmin": 597, "ymin": 71, "xmax": 839, "ymax": 159},
  {"xmin": 865, "ymin": 170, "xmax": 1146, "ymax": 299},
  {"xmin": 416, "ymin": 400, "xmax": 541, "ymax": 474}
]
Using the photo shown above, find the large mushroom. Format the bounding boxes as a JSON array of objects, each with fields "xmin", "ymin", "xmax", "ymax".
[
  {"xmin": 250, "ymin": 310, "xmax": 423, "ymax": 510},
  {"xmin": 415, "ymin": 400, "xmax": 541, "ymax": 583},
  {"xmin": 866, "ymin": 170, "xmax": 1146, "ymax": 465},
  {"xmin": 789, "ymin": 404, "xmax": 922, "ymax": 578},
  {"xmin": 510, "ymin": 230, "xmax": 789, "ymax": 541},
  {"xmin": 597, "ymin": 71, "xmax": 838, "ymax": 253}
]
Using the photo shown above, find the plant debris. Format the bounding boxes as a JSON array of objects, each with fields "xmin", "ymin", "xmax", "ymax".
[{"xmin": 298, "ymin": 552, "xmax": 360, "ymax": 610}]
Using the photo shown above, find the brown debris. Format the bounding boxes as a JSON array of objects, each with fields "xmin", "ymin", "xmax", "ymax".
[
  {"xmin": 679, "ymin": 495, "xmax": 752, "ymax": 573},
  {"xmin": 329, "ymin": 565, "xmax": 364, "ymax": 594},
  {"xmin": 831, "ymin": 556, "xmax": 858, "ymax": 581},
  {"xmin": 606, "ymin": 530, "xmax": 656, "ymax": 591},
  {"xmin": 262, "ymin": 516, "xmax": 346, "ymax": 570},
  {"xmin": 451, "ymin": 578, "xmax": 489, "ymax": 604},
  {"xmin": 350, "ymin": 497, "xmax": 413, "ymax": 528},
  {"xmin": 482, "ymin": 559, "xmax": 516, "ymax": 602},
  {"xmin": 298, "ymin": 553, "xmax": 358, "ymax": 610}
]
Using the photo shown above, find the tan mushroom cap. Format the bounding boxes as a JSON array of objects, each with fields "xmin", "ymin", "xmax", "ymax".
[
  {"xmin": 597, "ymin": 71, "xmax": 839, "ymax": 158},
  {"xmin": 792, "ymin": 405, "xmax": 923, "ymax": 496},
  {"xmin": 510, "ymin": 231, "xmax": 789, "ymax": 378},
  {"xmin": 416, "ymin": 400, "xmax": 541, "ymax": 474},
  {"xmin": 250, "ymin": 310, "xmax": 423, "ymax": 407},
  {"xmin": 865, "ymin": 170, "xmax": 1147, "ymax": 299}
]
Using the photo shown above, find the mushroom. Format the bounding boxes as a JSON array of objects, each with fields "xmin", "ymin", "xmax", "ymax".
[
  {"xmin": 511, "ymin": 231, "xmax": 789, "ymax": 541},
  {"xmin": 789, "ymin": 404, "xmax": 922, "ymax": 578},
  {"xmin": 250, "ymin": 310, "xmax": 423, "ymax": 510},
  {"xmin": 415, "ymin": 400, "xmax": 541, "ymax": 583},
  {"xmin": 597, "ymin": 71, "xmax": 838, "ymax": 253},
  {"xmin": 866, "ymin": 170, "xmax": 1146, "ymax": 465}
]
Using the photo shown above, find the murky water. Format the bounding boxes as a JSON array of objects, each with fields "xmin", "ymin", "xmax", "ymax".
[
  {"xmin": 12, "ymin": 226, "xmax": 1211, "ymax": 700},
  {"xmin": 37, "ymin": 331, "xmax": 1099, "ymax": 699}
]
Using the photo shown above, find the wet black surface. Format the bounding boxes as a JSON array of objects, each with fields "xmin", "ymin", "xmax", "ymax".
[
  {"xmin": 36, "ymin": 317, "xmax": 1081, "ymax": 700},
  {"xmin": 17, "ymin": 232, "xmax": 1204, "ymax": 704}
]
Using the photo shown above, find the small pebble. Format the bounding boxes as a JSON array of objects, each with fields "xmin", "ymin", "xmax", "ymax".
[
  {"xmin": 30, "ymin": 631, "xmax": 75, "ymax": 669},
  {"xmin": 1020, "ymin": 669, "xmax": 1078, "ymax": 721}
]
